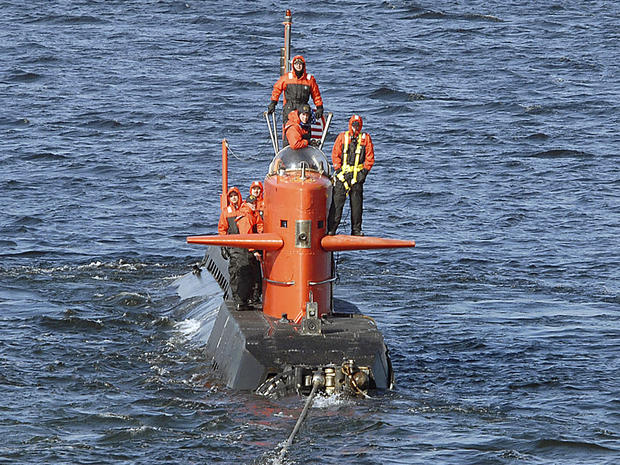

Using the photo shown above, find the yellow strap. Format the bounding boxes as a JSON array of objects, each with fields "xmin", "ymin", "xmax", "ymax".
[
  {"xmin": 341, "ymin": 164, "xmax": 364, "ymax": 173},
  {"xmin": 341, "ymin": 131, "xmax": 364, "ymax": 183},
  {"xmin": 336, "ymin": 171, "xmax": 350, "ymax": 191}
]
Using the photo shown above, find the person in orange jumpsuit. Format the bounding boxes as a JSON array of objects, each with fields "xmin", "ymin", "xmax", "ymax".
[
  {"xmin": 283, "ymin": 104, "xmax": 313, "ymax": 149},
  {"xmin": 327, "ymin": 115, "xmax": 375, "ymax": 236},
  {"xmin": 230, "ymin": 195, "xmax": 263, "ymax": 307},
  {"xmin": 267, "ymin": 55, "xmax": 324, "ymax": 125},
  {"xmin": 236, "ymin": 195, "xmax": 264, "ymax": 234},
  {"xmin": 217, "ymin": 187, "xmax": 242, "ymax": 235},
  {"xmin": 249, "ymin": 181, "xmax": 265, "ymax": 221}
]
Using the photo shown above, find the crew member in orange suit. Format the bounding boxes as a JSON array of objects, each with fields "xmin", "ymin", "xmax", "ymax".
[
  {"xmin": 231, "ymin": 195, "xmax": 263, "ymax": 307},
  {"xmin": 236, "ymin": 196, "xmax": 264, "ymax": 235},
  {"xmin": 327, "ymin": 115, "xmax": 375, "ymax": 236},
  {"xmin": 249, "ymin": 181, "xmax": 265, "ymax": 221},
  {"xmin": 217, "ymin": 187, "xmax": 242, "ymax": 235},
  {"xmin": 267, "ymin": 55, "xmax": 324, "ymax": 126},
  {"xmin": 283, "ymin": 104, "xmax": 314, "ymax": 149}
]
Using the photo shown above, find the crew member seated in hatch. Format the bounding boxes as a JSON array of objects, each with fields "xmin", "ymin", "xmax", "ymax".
[
  {"xmin": 229, "ymin": 195, "xmax": 262, "ymax": 307},
  {"xmin": 267, "ymin": 55, "xmax": 324, "ymax": 126},
  {"xmin": 327, "ymin": 115, "xmax": 375, "ymax": 236},
  {"xmin": 218, "ymin": 187, "xmax": 242, "ymax": 235},
  {"xmin": 249, "ymin": 181, "xmax": 264, "ymax": 221},
  {"xmin": 283, "ymin": 104, "xmax": 312, "ymax": 149}
]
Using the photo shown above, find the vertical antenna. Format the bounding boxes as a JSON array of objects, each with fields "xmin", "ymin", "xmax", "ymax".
[
  {"xmin": 280, "ymin": 10, "xmax": 292, "ymax": 76},
  {"xmin": 221, "ymin": 139, "xmax": 228, "ymax": 212}
]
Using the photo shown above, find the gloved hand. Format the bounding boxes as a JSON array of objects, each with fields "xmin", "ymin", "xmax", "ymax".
[
  {"xmin": 357, "ymin": 168, "xmax": 368, "ymax": 183},
  {"xmin": 267, "ymin": 100, "xmax": 277, "ymax": 114},
  {"xmin": 315, "ymin": 105, "xmax": 324, "ymax": 119},
  {"xmin": 309, "ymin": 138, "xmax": 321, "ymax": 147}
]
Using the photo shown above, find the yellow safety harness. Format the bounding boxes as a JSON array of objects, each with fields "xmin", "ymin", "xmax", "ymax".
[{"xmin": 335, "ymin": 131, "xmax": 364, "ymax": 192}]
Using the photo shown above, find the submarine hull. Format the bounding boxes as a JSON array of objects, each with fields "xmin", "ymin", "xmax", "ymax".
[{"xmin": 206, "ymin": 298, "xmax": 393, "ymax": 397}]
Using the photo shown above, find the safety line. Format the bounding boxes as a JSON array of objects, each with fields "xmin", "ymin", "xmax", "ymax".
[{"xmin": 279, "ymin": 378, "xmax": 322, "ymax": 459}]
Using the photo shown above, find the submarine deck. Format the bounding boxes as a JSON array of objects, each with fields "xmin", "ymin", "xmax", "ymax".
[{"xmin": 206, "ymin": 298, "xmax": 393, "ymax": 391}]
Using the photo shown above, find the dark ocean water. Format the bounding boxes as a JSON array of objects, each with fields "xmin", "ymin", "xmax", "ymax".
[{"xmin": 1, "ymin": 1, "xmax": 619, "ymax": 463}]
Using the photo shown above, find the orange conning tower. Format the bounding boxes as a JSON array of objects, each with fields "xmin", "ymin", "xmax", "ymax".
[{"xmin": 262, "ymin": 170, "xmax": 332, "ymax": 322}]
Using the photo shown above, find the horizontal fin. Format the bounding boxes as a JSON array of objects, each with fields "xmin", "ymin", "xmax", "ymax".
[
  {"xmin": 321, "ymin": 235, "xmax": 415, "ymax": 251},
  {"xmin": 187, "ymin": 233, "xmax": 284, "ymax": 251}
]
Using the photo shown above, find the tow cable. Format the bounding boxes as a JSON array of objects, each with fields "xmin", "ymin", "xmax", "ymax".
[{"xmin": 279, "ymin": 372, "xmax": 325, "ymax": 459}]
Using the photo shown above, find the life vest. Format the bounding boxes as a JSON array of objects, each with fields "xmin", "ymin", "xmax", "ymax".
[
  {"xmin": 225, "ymin": 205, "xmax": 240, "ymax": 235},
  {"xmin": 336, "ymin": 131, "xmax": 367, "ymax": 190},
  {"xmin": 283, "ymin": 72, "xmax": 314, "ymax": 107}
]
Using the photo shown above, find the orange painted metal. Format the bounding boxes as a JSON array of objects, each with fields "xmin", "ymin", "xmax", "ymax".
[
  {"xmin": 187, "ymin": 233, "xmax": 284, "ymax": 251},
  {"xmin": 321, "ymin": 235, "xmax": 415, "ymax": 251},
  {"xmin": 261, "ymin": 170, "xmax": 332, "ymax": 322},
  {"xmin": 187, "ymin": 141, "xmax": 416, "ymax": 325}
]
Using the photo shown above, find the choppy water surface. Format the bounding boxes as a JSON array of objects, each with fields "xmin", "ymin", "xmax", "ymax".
[{"xmin": 1, "ymin": 1, "xmax": 618, "ymax": 463}]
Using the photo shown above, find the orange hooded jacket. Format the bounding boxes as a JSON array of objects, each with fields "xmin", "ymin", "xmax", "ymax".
[
  {"xmin": 271, "ymin": 55, "xmax": 323, "ymax": 117},
  {"xmin": 331, "ymin": 115, "xmax": 375, "ymax": 172},
  {"xmin": 249, "ymin": 181, "xmax": 265, "ymax": 216},
  {"xmin": 236, "ymin": 200, "xmax": 264, "ymax": 235},
  {"xmin": 284, "ymin": 110, "xmax": 310, "ymax": 150},
  {"xmin": 217, "ymin": 187, "xmax": 242, "ymax": 235}
]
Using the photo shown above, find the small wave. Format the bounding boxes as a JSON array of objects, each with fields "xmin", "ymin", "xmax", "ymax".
[
  {"xmin": 508, "ymin": 378, "xmax": 560, "ymax": 390},
  {"xmin": 26, "ymin": 14, "xmax": 106, "ymax": 25},
  {"xmin": 0, "ymin": 117, "xmax": 31, "ymax": 127},
  {"xmin": 411, "ymin": 11, "xmax": 503, "ymax": 22},
  {"xmin": 79, "ymin": 119, "xmax": 124, "ymax": 130},
  {"xmin": 99, "ymin": 425, "xmax": 160, "ymax": 443},
  {"xmin": 534, "ymin": 438, "xmax": 614, "ymax": 452},
  {"xmin": 13, "ymin": 215, "xmax": 44, "ymax": 226},
  {"xmin": 529, "ymin": 149, "xmax": 594, "ymax": 159},
  {"xmin": 77, "ymin": 260, "xmax": 149, "ymax": 272},
  {"xmin": 40, "ymin": 315, "xmax": 105, "ymax": 331},
  {"xmin": 523, "ymin": 104, "xmax": 546, "ymax": 114},
  {"xmin": 2, "ymin": 259, "xmax": 155, "ymax": 277},
  {"xmin": 24, "ymin": 54, "xmax": 60, "ymax": 65},
  {"xmin": 6, "ymin": 70, "xmax": 43, "ymax": 82},
  {"xmin": 190, "ymin": 15, "xmax": 216, "ymax": 25},
  {"xmin": 1, "ymin": 249, "xmax": 54, "ymax": 258},
  {"xmin": 23, "ymin": 151, "xmax": 69, "ymax": 161},
  {"xmin": 415, "ymin": 10, "xmax": 447, "ymax": 20},
  {"xmin": 106, "ymin": 291, "xmax": 151, "ymax": 307},
  {"xmin": 175, "ymin": 318, "xmax": 201, "ymax": 337},
  {"xmin": 369, "ymin": 87, "xmax": 427, "ymax": 102},
  {"xmin": 465, "ymin": 14, "xmax": 503, "ymax": 22},
  {"xmin": 525, "ymin": 132, "xmax": 549, "ymax": 140},
  {"xmin": 312, "ymin": 392, "xmax": 356, "ymax": 408}
]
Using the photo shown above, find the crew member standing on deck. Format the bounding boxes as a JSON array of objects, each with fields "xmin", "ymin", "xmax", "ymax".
[
  {"xmin": 267, "ymin": 55, "xmax": 324, "ymax": 127},
  {"xmin": 231, "ymin": 195, "xmax": 263, "ymax": 308},
  {"xmin": 249, "ymin": 181, "xmax": 265, "ymax": 221},
  {"xmin": 218, "ymin": 187, "xmax": 243, "ymax": 235},
  {"xmin": 327, "ymin": 115, "xmax": 375, "ymax": 236}
]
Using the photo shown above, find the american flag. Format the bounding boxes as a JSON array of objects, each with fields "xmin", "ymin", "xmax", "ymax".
[{"xmin": 310, "ymin": 114, "xmax": 325, "ymax": 140}]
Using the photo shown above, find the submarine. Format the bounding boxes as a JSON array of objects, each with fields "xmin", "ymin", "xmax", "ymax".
[{"xmin": 183, "ymin": 11, "xmax": 415, "ymax": 399}]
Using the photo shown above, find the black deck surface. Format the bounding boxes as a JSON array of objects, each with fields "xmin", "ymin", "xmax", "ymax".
[{"xmin": 206, "ymin": 298, "xmax": 392, "ymax": 390}]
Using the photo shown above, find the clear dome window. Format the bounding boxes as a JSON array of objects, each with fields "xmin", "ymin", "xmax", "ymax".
[{"xmin": 268, "ymin": 146, "xmax": 332, "ymax": 177}]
